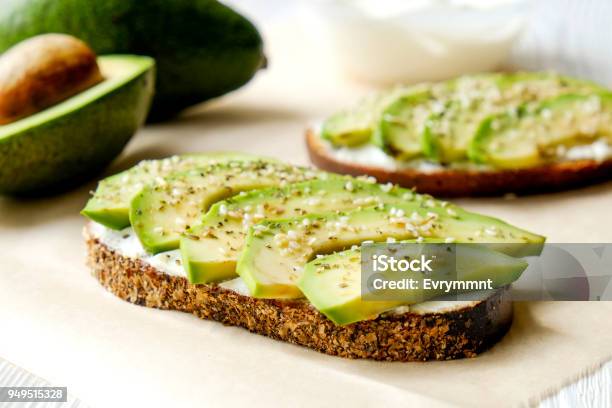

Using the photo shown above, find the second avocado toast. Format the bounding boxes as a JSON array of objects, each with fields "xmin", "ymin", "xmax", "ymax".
[
  {"xmin": 308, "ymin": 72, "xmax": 612, "ymax": 196},
  {"xmin": 83, "ymin": 154, "xmax": 544, "ymax": 361}
]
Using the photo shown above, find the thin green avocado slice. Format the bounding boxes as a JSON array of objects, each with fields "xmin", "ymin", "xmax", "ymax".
[
  {"xmin": 181, "ymin": 178, "xmax": 443, "ymax": 284},
  {"xmin": 300, "ymin": 249, "xmax": 404, "ymax": 325},
  {"xmin": 130, "ymin": 161, "xmax": 324, "ymax": 254},
  {"xmin": 468, "ymin": 93, "xmax": 612, "ymax": 169},
  {"xmin": 0, "ymin": 55, "xmax": 154, "ymax": 196},
  {"xmin": 374, "ymin": 90, "xmax": 434, "ymax": 159},
  {"xmin": 374, "ymin": 73, "xmax": 500, "ymax": 159},
  {"xmin": 422, "ymin": 72, "xmax": 606, "ymax": 164},
  {"xmin": 81, "ymin": 152, "xmax": 268, "ymax": 230},
  {"xmin": 299, "ymin": 243, "xmax": 528, "ymax": 325},
  {"xmin": 236, "ymin": 203, "xmax": 544, "ymax": 299},
  {"xmin": 321, "ymin": 85, "xmax": 427, "ymax": 147}
]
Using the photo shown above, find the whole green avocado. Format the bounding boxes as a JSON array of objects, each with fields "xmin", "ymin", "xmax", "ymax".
[{"xmin": 0, "ymin": 0, "xmax": 265, "ymax": 121}]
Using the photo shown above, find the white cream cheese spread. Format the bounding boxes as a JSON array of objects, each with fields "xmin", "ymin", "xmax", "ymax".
[
  {"xmin": 320, "ymin": 132, "xmax": 612, "ymax": 171},
  {"xmin": 562, "ymin": 139, "xmax": 612, "ymax": 162}
]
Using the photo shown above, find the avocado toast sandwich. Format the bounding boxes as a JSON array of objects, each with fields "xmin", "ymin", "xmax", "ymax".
[
  {"xmin": 82, "ymin": 154, "xmax": 545, "ymax": 361},
  {"xmin": 307, "ymin": 72, "xmax": 612, "ymax": 196}
]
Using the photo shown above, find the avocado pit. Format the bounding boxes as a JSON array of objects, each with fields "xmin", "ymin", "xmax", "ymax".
[{"xmin": 0, "ymin": 33, "xmax": 103, "ymax": 125}]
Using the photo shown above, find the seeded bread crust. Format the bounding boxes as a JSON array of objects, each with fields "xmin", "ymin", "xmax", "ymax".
[
  {"xmin": 85, "ymin": 226, "xmax": 513, "ymax": 361},
  {"xmin": 306, "ymin": 129, "xmax": 612, "ymax": 197}
]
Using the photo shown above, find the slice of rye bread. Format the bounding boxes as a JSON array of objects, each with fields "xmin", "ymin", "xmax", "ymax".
[
  {"xmin": 306, "ymin": 129, "xmax": 612, "ymax": 197},
  {"xmin": 84, "ymin": 224, "xmax": 513, "ymax": 362}
]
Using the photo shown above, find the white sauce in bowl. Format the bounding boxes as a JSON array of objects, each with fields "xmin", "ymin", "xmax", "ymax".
[{"xmin": 302, "ymin": 0, "xmax": 529, "ymax": 84}]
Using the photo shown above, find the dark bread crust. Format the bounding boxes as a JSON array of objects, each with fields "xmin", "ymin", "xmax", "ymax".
[
  {"xmin": 85, "ymin": 227, "xmax": 513, "ymax": 361},
  {"xmin": 306, "ymin": 129, "xmax": 612, "ymax": 197}
]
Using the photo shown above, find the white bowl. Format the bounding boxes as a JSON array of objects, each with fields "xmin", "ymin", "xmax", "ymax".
[{"xmin": 301, "ymin": 0, "xmax": 531, "ymax": 85}]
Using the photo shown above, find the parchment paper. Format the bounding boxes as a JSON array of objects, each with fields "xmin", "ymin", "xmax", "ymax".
[{"xmin": 1, "ymin": 24, "xmax": 611, "ymax": 408}]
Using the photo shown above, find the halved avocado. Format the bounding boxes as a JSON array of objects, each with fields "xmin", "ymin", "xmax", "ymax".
[{"xmin": 0, "ymin": 55, "xmax": 155, "ymax": 195}]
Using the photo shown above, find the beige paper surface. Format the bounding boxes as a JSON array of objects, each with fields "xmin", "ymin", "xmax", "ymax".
[{"xmin": 1, "ymin": 25, "xmax": 612, "ymax": 408}]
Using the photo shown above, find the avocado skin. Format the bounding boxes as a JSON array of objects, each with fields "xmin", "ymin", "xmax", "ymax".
[
  {"xmin": 0, "ymin": 56, "xmax": 155, "ymax": 196},
  {"xmin": 0, "ymin": 0, "xmax": 264, "ymax": 121}
]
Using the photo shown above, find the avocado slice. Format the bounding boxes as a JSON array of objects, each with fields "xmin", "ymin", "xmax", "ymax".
[
  {"xmin": 181, "ymin": 178, "xmax": 435, "ymax": 283},
  {"xmin": 469, "ymin": 93, "xmax": 612, "ymax": 169},
  {"xmin": 0, "ymin": 55, "xmax": 154, "ymax": 195},
  {"xmin": 0, "ymin": 0, "xmax": 265, "ymax": 121},
  {"xmin": 321, "ymin": 85, "xmax": 427, "ymax": 147},
  {"xmin": 81, "ymin": 153, "xmax": 266, "ymax": 230},
  {"xmin": 374, "ymin": 90, "xmax": 434, "ymax": 159},
  {"xmin": 374, "ymin": 74, "xmax": 499, "ymax": 159},
  {"xmin": 130, "ymin": 161, "xmax": 324, "ymax": 253},
  {"xmin": 300, "ymin": 249, "xmax": 404, "ymax": 325},
  {"xmin": 236, "ymin": 204, "xmax": 544, "ymax": 299},
  {"xmin": 422, "ymin": 73, "xmax": 605, "ymax": 163},
  {"xmin": 299, "ymin": 243, "xmax": 528, "ymax": 325}
]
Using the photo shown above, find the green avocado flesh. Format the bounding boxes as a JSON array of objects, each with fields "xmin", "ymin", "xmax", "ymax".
[
  {"xmin": 321, "ymin": 72, "xmax": 609, "ymax": 169},
  {"xmin": 81, "ymin": 153, "xmax": 266, "ymax": 230},
  {"xmin": 130, "ymin": 161, "xmax": 324, "ymax": 253},
  {"xmin": 321, "ymin": 85, "xmax": 427, "ymax": 147},
  {"xmin": 333, "ymin": 74, "xmax": 495, "ymax": 153},
  {"xmin": 300, "ymin": 249, "xmax": 403, "ymax": 325},
  {"xmin": 422, "ymin": 73, "xmax": 604, "ymax": 163},
  {"xmin": 0, "ymin": 0, "xmax": 264, "ymax": 121},
  {"xmin": 236, "ymin": 203, "xmax": 544, "ymax": 299},
  {"xmin": 299, "ymin": 243, "xmax": 527, "ymax": 325},
  {"xmin": 0, "ymin": 55, "xmax": 154, "ymax": 195},
  {"xmin": 181, "ymin": 178, "xmax": 433, "ymax": 284},
  {"xmin": 469, "ymin": 93, "xmax": 612, "ymax": 168},
  {"xmin": 374, "ymin": 90, "xmax": 434, "ymax": 158}
]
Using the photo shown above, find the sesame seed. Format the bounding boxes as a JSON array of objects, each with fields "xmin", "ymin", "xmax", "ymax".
[
  {"xmin": 485, "ymin": 226, "xmax": 498, "ymax": 237},
  {"xmin": 380, "ymin": 183, "xmax": 393, "ymax": 193},
  {"xmin": 219, "ymin": 204, "xmax": 228, "ymax": 216}
]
